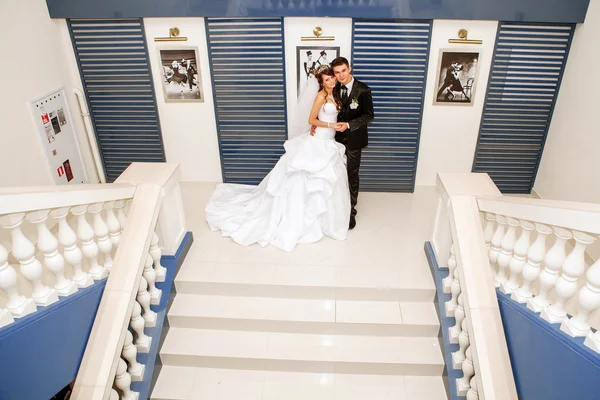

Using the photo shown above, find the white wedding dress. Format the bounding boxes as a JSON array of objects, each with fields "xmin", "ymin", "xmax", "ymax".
[{"xmin": 205, "ymin": 101, "xmax": 350, "ymax": 252}]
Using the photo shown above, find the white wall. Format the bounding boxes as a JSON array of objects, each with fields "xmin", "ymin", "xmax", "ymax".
[
  {"xmin": 144, "ymin": 18, "xmax": 222, "ymax": 183},
  {"xmin": 534, "ymin": 0, "xmax": 600, "ymax": 204},
  {"xmin": 284, "ymin": 17, "xmax": 353, "ymax": 135},
  {"xmin": 415, "ymin": 20, "xmax": 499, "ymax": 186},
  {"xmin": 0, "ymin": 0, "xmax": 98, "ymax": 187}
]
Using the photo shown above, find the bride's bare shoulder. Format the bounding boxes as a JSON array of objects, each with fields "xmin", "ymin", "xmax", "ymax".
[{"xmin": 314, "ymin": 90, "xmax": 327, "ymax": 103}]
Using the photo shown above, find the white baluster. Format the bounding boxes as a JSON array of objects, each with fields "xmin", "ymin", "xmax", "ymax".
[
  {"xmin": 568, "ymin": 256, "xmax": 600, "ymax": 338},
  {"xmin": 445, "ymin": 265, "xmax": 461, "ymax": 317},
  {"xmin": 452, "ymin": 318, "xmax": 469, "ymax": 369},
  {"xmin": 449, "ymin": 293, "xmax": 464, "ymax": 344},
  {"xmin": 122, "ymin": 330, "xmax": 145, "ymax": 381},
  {"xmin": 496, "ymin": 217, "xmax": 518, "ymax": 288},
  {"xmin": 27, "ymin": 210, "xmax": 77, "ymax": 297},
  {"xmin": 529, "ymin": 227, "xmax": 572, "ymax": 313},
  {"xmin": 513, "ymin": 223, "xmax": 551, "ymax": 304},
  {"xmin": 0, "ymin": 308, "xmax": 14, "ymax": 328},
  {"xmin": 89, "ymin": 202, "xmax": 113, "ymax": 273},
  {"xmin": 501, "ymin": 219, "xmax": 535, "ymax": 294},
  {"xmin": 115, "ymin": 358, "xmax": 139, "ymax": 400},
  {"xmin": 443, "ymin": 243, "xmax": 457, "ymax": 293},
  {"xmin": 51, "ymin": 208, "xmax": 93, "ymax": 288},
  {"xmin": 115, "ymin": 200, "xmax": 127, "ymax": 232},
  {"xmin": 457, "ymin": 346, "xmax": 475, "ymax": 397},
  {"xmin": 545, "ymin": 231, "xmax": 596, "ymax": 325},
  {"xmin": 131, "ymin": 301, "xmax": 152, "ymax": 353},
  {"xmin": 104, "ymin": 201, "xmax": 121, "ymax": 249},
  {"xmin": 109, "ymin": 389, "xmax": 119, "ymax": 400},
  {"xmin": 144, "ymin": 254, "xmax": 161, "ymax": 305},
  {"xmin": 0, "ymin": 243, "xmax": 36, "ymax": 317},
  {"xmin": 71, "ymin": 205, "xmax": 107, "ymax": 280},
  {"xmin": 489, "ymin": 215, "xmax": 506, "ymax": 285},
  {"xmin": 150, "ymin": 232, "xmax": 166, "ymax": 282},
  {"xmin": 137, "ymin": 277, "xmax": 157, "ymax": 328},
  {"xmin": 483, "ymin": 213, "xmax": 496, "ymax": 250},
  {"xmin": 0, "ymin": 213, "xmax": 58, "ymax": 306},
  {"xmin": 467, "ymin": 375, "xmax": 479, "ymax": 400}
]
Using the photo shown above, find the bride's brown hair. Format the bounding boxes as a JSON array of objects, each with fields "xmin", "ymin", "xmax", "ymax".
[{"xmin": 315, "ymin": 66, "xmax": 342, "ymax": 111}]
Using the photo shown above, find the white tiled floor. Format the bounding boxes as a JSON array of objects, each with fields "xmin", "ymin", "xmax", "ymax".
[{"xmin": 152, "ymin": 183, "xmax": 448, "ymax": 400}]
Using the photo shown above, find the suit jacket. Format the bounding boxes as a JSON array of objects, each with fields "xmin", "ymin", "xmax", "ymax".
[{"xmin": 335, "ymin": 78, "xmax": 374, "ymax": 150}]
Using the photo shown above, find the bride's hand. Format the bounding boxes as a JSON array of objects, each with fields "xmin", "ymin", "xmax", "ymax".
[
  {"xmin": 310, "ymin": 125, "xmax": 317, "ymax": 136},
  {"xmin": 334, "ymin": 122, "xmax": 345, "ymax": 131}
]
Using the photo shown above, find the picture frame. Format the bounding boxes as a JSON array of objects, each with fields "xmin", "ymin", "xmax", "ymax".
[
  {"xmin": 158, "ymin": 47, "xmax": 204, "ymax": 102},
  {"xmin": 296, "ymin": 46, "xmax": 340, "ymax": 98},
  {"xmin": 433, "ymin": 49, "xmax": 481, "ymax": 106}
]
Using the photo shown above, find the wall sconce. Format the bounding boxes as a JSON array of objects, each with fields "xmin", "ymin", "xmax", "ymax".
[
  {"xmin": 301, "ymin": 27, "xmax": 335, "ymax": 41},
  {"xmin": 448, "ymin": 29, "xmax": 482, "ymax": 45},
  {"xmin": 154, "ymin": 27, "xmax": 188, "ymax": 42}
]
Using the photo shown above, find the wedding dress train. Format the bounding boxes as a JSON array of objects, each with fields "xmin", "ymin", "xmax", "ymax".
[{"xmin": 205, "ymin": 102, "xmax": 350, "ymax": 252}]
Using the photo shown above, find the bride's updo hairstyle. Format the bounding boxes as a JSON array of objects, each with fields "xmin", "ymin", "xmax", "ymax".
[{"xmin": 315, "ymin": 65, "xmax": 342, "ymax": 111}]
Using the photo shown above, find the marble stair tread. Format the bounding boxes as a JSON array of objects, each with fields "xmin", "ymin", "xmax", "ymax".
[
  {"xmin": 167, "ymin": 294, "xmax": 439, "ymax": 336},
  {"xmin": 159, "ymin": 328, "xmax": 445, "ymax": 376},
  {"xmin": 174, "ymin": 261, "xmax": 435, "ymax": 301},
  {"xmin": 151, "ymin": 365, "xmax": 449, "ymax": 400}
]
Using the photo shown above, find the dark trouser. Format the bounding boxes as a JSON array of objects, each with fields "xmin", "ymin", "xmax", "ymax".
[{"xmin": 346, "ymin": 147, "xmax": 362, "ymax": 217}]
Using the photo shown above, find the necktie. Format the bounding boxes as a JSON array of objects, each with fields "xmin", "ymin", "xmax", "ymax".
[{"xmin": 341, "ymin": 85, "xmax": 348, "ymax": 102}]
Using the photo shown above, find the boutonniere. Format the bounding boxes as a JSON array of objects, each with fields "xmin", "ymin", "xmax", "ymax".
[{"xmin": 350, "ymin": 97, "xmax": 359, "ymax": 109}]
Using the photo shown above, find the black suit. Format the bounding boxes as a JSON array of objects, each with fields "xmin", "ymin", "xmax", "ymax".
[{"xmin": 335, "ymin": 78, "xmax": 374, "ymax": 218}]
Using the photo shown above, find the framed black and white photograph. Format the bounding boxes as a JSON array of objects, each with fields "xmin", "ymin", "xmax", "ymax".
[
  {"xmin": 158, "ymin": 48, "xmax": 204, "ymax": 102},
  {"xmin": 434, "ymin": 50, "xmax": 480, "ymax": 105},
  {"xmin": 296, "ymin": 46, "xmax": 340, "ymax": 97}
]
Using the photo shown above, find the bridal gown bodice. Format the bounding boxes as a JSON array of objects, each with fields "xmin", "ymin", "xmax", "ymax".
[
  {"xmin": 205, "ymin": 100, "xmax": 350, "ymax": 252},
  {"xmin": 313, "ymin": 102, "xmax": 338, "ymax": 140}
]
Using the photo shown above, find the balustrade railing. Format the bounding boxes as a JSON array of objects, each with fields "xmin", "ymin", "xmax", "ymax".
[
  {"xmin": 442, "ymin": 195, "xmax": 518, "ymax": 400},
  {"xmin": 433, "ymin": 172, "xmax": 600, "ymax": 399},
  {"xmin": 476, "ymin": 196, "xmax": 600, "ymax": 353},
  {"xmin": 0, "ymin": 185, "xmax": 136, "ymax": 325},
  {"xmin": 0, "ymin": 163, "xmax": 185, "ymax": 400},
  {"xmin": 70, "ymin": 163, "xmax": 184, "ymax": 400}
]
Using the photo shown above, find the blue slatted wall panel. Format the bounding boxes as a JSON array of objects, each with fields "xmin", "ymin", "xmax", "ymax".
[
  {"xmin": 68, "ymin": 19, "xmax": 165, "ymax": 182},
  {"xmin": 473, "ymin": 23, "xmax": 575, "ymax": 193},
  {"xmin": 352, "ymin": 19, "xmax": 432, "ymax": 192},
  {"xmin": 206, "ymin": 18, "xmax": 287, "ymax": 185}
]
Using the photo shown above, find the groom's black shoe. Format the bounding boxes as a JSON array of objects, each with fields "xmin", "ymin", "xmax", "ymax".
[{"xmin": 349, "ymin": 216, "xmax": 356, "ymax": 230}]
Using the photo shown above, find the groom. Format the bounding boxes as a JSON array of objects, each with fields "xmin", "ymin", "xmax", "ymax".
[{"xmin": 331, "ymin": 57, "xmax": 374, "ymax": 229}]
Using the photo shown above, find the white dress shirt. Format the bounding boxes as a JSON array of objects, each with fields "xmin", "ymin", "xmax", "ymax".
[
  {"xmin": 341, "ymin": 78, "xmax": 355, "ymax": 130},
  {"xmin": 340, "ymin": 78, "xmax": 354, "ymax": 98}
]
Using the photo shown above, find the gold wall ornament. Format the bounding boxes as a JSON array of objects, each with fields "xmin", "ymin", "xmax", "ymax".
[
  {"xmin": 301, "ymin": 26, "xmax": 335, "ymax": 41},
  {"xmin": 448, "ymin": 29, "xmax": 482, "ymax": 45},
  {"xmin": 154, "ymin": 27, "xmax": 188, "ymax": 42}
]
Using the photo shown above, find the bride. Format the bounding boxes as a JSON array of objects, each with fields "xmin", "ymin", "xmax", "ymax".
[{"xmin": 205, "ymin": 66, "xmax": 350, "ymax": 252}]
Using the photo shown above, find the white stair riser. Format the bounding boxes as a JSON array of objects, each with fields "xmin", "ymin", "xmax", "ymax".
[
  {"xmin": 158, "ymin": 354, "xmax": 445, "ymax": 376},
  {"xmin": 166, "ymin": 315, "xmax": 440, "ymax": 337},
  {"xmin": 174, "ymin": 281, "xmax": 435, "ymax": 302}
]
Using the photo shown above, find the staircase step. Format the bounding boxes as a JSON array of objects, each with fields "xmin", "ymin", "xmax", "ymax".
[
  {"xmin": 151, "ymin": 365, "xmax": 449, "ymax": 400},
  {"xmin": 159, "ymin": 328, "xmax": 444, "ymax": 376},
  {"xmin": 167, "ymin": 294, "xmax": 439, "ymax": 336},
  {"xmin": 174, "ymin": 262, "xmax": 435, "ymax": 302}
]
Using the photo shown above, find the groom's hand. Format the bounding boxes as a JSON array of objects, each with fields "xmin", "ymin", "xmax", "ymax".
[{"xmin": 336, "ymin": 122, "xmax": 348, "ymax": 132}]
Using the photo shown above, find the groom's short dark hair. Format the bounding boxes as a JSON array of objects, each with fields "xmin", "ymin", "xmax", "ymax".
[{"xmin": 331, "ymin": 57, "xmax": 350, "ymax": 68}]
